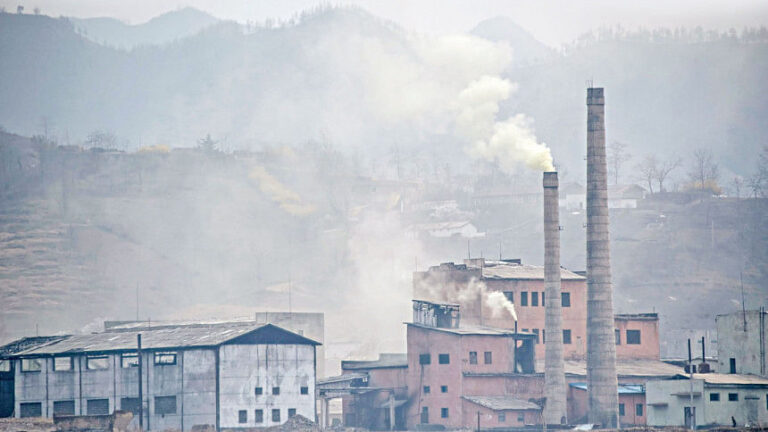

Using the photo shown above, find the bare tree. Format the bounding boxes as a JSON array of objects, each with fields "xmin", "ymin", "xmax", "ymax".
[
  {"xmin": 748, "ymin": 145, "xmax": 768, "ymax": 197},
  {"xmin": 688, "ymin": 148, "xmax": 720, "ymax": 192},
  {"xmin": 85, "ymin": 130, "xmax": 117, "ymax": 149},
  {"xmin": 635, "ymin": 155, "xmax": 657, "ymax": 194},
  {"xmin": 197, "ymin": 134, "xmax": 218, "ymax": 153},
  {"xmin": 608, "ymin": 140, "xmax": 631, "ymax": 185},
  {"xmin": 654, "ymin": 157, "xmax": 682, "ymax": 192},
  {"xmin": 33, "ymin": 6, "xmax": 40, "ymax": 15}
]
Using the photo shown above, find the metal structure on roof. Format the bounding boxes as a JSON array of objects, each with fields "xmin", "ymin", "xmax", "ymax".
[
  {"xmin": 462, "ymin": 395, "xmax": 542, "ymax": 411},
  {"xmin": 569, "ymin": 382, "xmax": 645, "ymax": 394}
]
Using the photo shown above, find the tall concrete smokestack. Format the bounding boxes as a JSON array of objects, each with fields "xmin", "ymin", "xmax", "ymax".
[
  {"xmin": 543, "ymin": 171, "xmax": 567, "ymax": 425},
  {"xmin": 586, "ymin": 87, "xmax": 619, "ymax": 428}
]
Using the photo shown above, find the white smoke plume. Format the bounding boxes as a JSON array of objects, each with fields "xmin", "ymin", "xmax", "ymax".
[{"xmin": 485, "ymin": 291, "xmax": 518, "ymax": 321}]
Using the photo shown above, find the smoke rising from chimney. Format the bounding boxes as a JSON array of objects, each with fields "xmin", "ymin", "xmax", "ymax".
[{"xmin": 485, "ymin": 291, "xmax": 518, "ymax": 321}]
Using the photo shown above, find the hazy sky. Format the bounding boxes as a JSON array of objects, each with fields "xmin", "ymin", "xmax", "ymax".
[{"xmin": 3, "ymin": 0, "xmax": 768, "ymax": 46}]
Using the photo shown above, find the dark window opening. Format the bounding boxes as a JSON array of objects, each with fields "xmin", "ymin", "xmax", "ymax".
[
  {"xmin": 541, "ymin": 292, "xmax": 545, "ymax": 306},
  {"xmin": 484, "ymin": 351, "xmax": 492, "ymax": 364},
  {"xmin": 239, "ymin": 410, "xmax": 247, "ymax": 423},
  {"xmin": 728, "ymin": 393, "xmax": 738, "ymax": 401},
  {"xmin": 563, "ymin": 329, "xmax": 572, "ymax": 344},
  {"xmin": 423, "ymin": 386, "xmax": 430, "ymax": 394},
  {"xmin": 87, "ymin": 399, "xmax": 109, "ymax": 415},
  {"xmin": 272, "ymin": 409, "xmax": 281, "ymax": 422},
  {"xmin": 53, "ymin": 400, "xmax": 75, "ymax": 416},
  {"xmin": 615, "ymin": 329, "xmax": 621, "ymax": 345},
  {"xmin": 121, "ymin": 353, "xmax": 139, "ymax": 368},
  {"xmin": 626, "ymin": 330, "xmax": 641, "ymax": 345},
  {"xmin": 155, "ymin": 396, "xmax": 176, "ymax": 415},
  {"xmin": 20, "ymin": 402, "xmax": 42, "ymax": 418},
  {"xmin": 86, "ymin": 356, "xmax": 109, "ymax": 370},
  {"xmin": 120, "ymin": 397, "xmax": 140, "ymax": 414},
  {"xmin": 636, "ymin": 404, "xmax": 643, "ymax": 416},
  {"xmin": 498, "ymin": 413, "xmax": 506, "ymax": 422},
  {"xmin": 300, "ymin": 386, "xmax": 309, "ymax": 395},
  {"xmin": 542, "ymin": 329, "xmax": 546, "ymax": 344},
  {"xmin": 419, "ymin": 354, "xmax": 431, "ymax": 365},
  {"xmin": 255, "ymin": 387, "xmax": 263, "ymax": 395},
  {"xmin": 533, "ymin": 329, "xmax": 540, "ymax": 344},
  {"xmin": 421, "ymin": 407, "xmax": 429, "ymax": 424},
  {"xmin": 255, "ymin": 409, "xmax": 264, "ymax": 423},
  {"xmin": 503, "ymin": 291, "xmax": 514, "ymax": 303},
  {"xmin": 272, "ymin": 387, "xmax": 280, "ymax": 395},
  {"xmin": 531, "ymin": 292, "xmax": 539, "ymax": 307},
  {"xmin": 517, "ymin": 413, "xmax": 524, "ymax": 422},
  {"xmin": 469, "ymin": 351, "xmax": 477, "ymax": 364},
  {"xmin": 288, "ymin": 408, "xmax": 296, "ymax": 418},
  {"xmin": 521, "ymin": 292, "xmax": 528, "ymax": 306},
  {"xmin": 440, "ymin": 385, "xmax": 448, "ymax": 393},
  {"xmin": 441, "ymin": 408, "xmax": 449, "ymax": 418},
  {"xmin": 710, "ymin": 393, "xmax": 720, "ymax": 402},
  {"xmin": 618, "ymin": 403, "xmax": 625, "ymax": 416},
  {"xmin": 730, "ymin": 358, "xmax": 736, "ymax": 374},
  {"xmin": 53, "ymin": 357, "xmax": 73, "ymax": 371},
  {"xmin": 562, "ymin": 292, "xmax": 571, "ymax": 307},
  {"xmin": 438, "ymin": 354, "xmax": 450, "ymax": 364}
]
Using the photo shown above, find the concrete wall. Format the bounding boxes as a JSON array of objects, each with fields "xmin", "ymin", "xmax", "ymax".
[
  {"xmin": 218, "ymin": 344, "xmax": 315, "ymax": 429},
  {"xmin": 252, "ymin": 313, "xmax": 325, "ymax": 377},
  {"xmin": 568, "ymin": 389, "xmax": 646, "ymax": 425},
  {"xmin": 646, "ymin": 379, "xmax": 768, "ymax": 427},
  {"xmin": 716, "ymin": 310, "xmax": 767, "ymax": 376},
  {"xmin": 460, "ymin": 400, "xmax": 539, "ymax": 428},
  {"xmin": 615, "ymin": 319, "xmax": 660, "ymax": 360}
]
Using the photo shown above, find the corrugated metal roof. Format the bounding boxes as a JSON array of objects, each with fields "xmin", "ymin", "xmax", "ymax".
[
  {"xmin": 407, "ymin": 322, "xmax": 536, "ymax": 338},
  {"xmin": 0, "ymin": 336, "xmax": 68, "ymax": 356},
  {"xmin": 569, "ymin": 382, "xmax": 645, "ymax": 394},
  {"xmin": 481, "ymin": 263, "xmax": 585, "ymax": 281},
  {"xmin": 685, "ymin": 373, "xmax": 768, "ymax": 386},
  {"xmin": 462, "ymin": 396, "xmax": 541, "ymax": 411},
  {"xmin": 342, "ymin": 353, "xmax": 408, "ymax": 370},
  {"xmin": 544, "ymin": 359, "xmax": 685, "ymax": 377},
  {"xmin": 9, "ymin": 323, "xmax": 319, "ymax": 357}
]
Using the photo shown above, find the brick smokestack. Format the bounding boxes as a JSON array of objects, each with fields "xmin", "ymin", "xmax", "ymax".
[
  {"xmin": 543, "ymin": 171, "xmax": 567, "ymax": 425},
  {"xmin": 586, "ymin": 87, "xmax": 619, "ymax": 428}
]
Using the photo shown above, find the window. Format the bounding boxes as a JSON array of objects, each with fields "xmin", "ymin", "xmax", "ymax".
[
  {"xmin": 562, "ymin": 292, "xmax": 571, "ymax": 307},
  {"xmin": 121, "ymin": 397, "xmax": 140, "ymax": 414},
  {"xmin": 255, "ymin": 409, "xmax": 264, "ymax": 423},
  {"xmin": 0, "ymin": 359, "xmax": 10, "ymax": 372},
  {"xmin": 419, "ymin": 354, "xmax": 431, "ymax": 365},
  {"xmin": 239, "ymin": 410, "xmax": 248, "ymax": 424},
  {"xmin": 710, "ymin": 393, "xmax": 720, "ymax": 402},
  {"xmin": 615, "ymin": 329, "xmax": 621, "ymax": 345},
  {"xmin": 421, "ymin": 407, "xmax": 429, "ymax": 424},
  {"xmin": 154, "ymin": 352, "xmax": 177, "ymax": 365},
  {"xmin": 563, "ymin": 329, "xmax": 572, "ymax": 344},
  {"xmin": 438, "ymin": 354, "xmax": 450, "ymax": 364},
  {"xmin": 728, "ymin": 393, "xmax": 739, "ymax": 401},
  {"xmin": 21, "ymin": 358, "xmax": 42, "ymax": 372},
  {"xmin": 498, "ymin": 413, "xmax": 506, "ymax": 422},
  {"xmin": 636, "ymin": 404, "xmax": 643, "ymax": 416},
  {"xmin": 541, "ymin": 292, "xmax": 545, "ymax": 306},
  {"xmin": 288, "ymin": 408, "xmax": 296, "ymax": 418},
  {"xmin": 121, "ymin": 353, "xmax": 139, "ymax": 368},
  {"xmin": 155, "ymin": 396, "xmax": 177, "ymax": 415},
  {"xmin": 533, "ymin": 329, "xmax": 540, "ymax": 344},
  {"xmin": 542, "ymin": 329, "xmax": 546, "ymax": 344},
  {"xmin": 441, "ymin": 408, "xmax": 449, "ymax": 418},
  {"xmin": 469, "ymin": 351, "xmax": 478, "ymax": 365},
  {"xmin": 86, "ymin": 355, "xmax": 109, "ymax": 370},
  {"xmin": 272, "ymin": 409, "xmax": 281, "ymax": 422},
  {"xmin": 87, "ymin": 399, "xmax": 109, "ymax": 415},
  {"xmin": 255, "ymin": 387, "xmax": 263, "ymax": 396},
  {"xmin": 272, "ymin": 387, "xmax": 280, "ymax": 395},
  {"xmin": 626, "ymin": 330, "xmax": 641, "ymax": 345},
  {"xmin": 517, "ymin": 413, "xmax": 524, "ymax": 422},
  {"xmin": 53, "ymin": 357, "xmax": 73, "ymax": 371},
  {"xmin": 618, "ymin": 403, "xmax": 625, "ymax": 416},
  {"xmin": 730, "ymin": 358, "xmax": 736, "ymax": 374},
  {"xmin": 521, "ymin": 292, "xmax": 528, "ymax": 306},
  {"xmin": 484, "ymin": 351, "xmax": 492, "ymax": 364},
  {"xmin": 423, "ymin": 386, "xmax": 430, "ymax": 394},
  {"xmin": 440, "ymin": 385, "xmax": 448, "ymax": 393},
  {"xmin": 503, "ymin": 291, "xmax": 514, "ymax": 303},
  {"xmin": 53, "ymin": 400, "xmax": 75, "ymax": 415},
  {"xmin": 300, "ymin": 386, "xmax": 309, "ymax": 395},
  {"xmin": 20, "ymin": 402, "xmax": 42, "ymax": 418},
  {"xmin": 531, "ymin": 292, "xmax": 539, "ymax": 306}
]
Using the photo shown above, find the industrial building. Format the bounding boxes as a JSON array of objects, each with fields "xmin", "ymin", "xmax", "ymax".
[
  {"xmin": 715, "ymin": 309, "xmax": 767, "ymax": 376},
  {"xmin": 0, "ymin": 322, "xmax": 320, "ymax": 430}
]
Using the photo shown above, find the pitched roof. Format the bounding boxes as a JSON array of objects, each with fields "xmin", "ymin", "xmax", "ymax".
[
  {"xmin": 7, "ymin": 323, "xmax": 319, "ymax": 357},
  {"xmin": 479, "ymin": 261, "xmax": 585, "ymax": 281},
  {"xmin": 407, "ymin": 322, "xmax": 536, "ymax": 338},
  {"xmin": 569, "ymin": 382, "xmax": 645, "ymax": 394},
  {"xmin": 543, "ymin": 359, "xmax": 685, "ymax": 378},
  {"xmin": 0, "ymin": 336, "xmax": 67, "ymax": 356},
  {"xmin": 678, "ymin": 373, "xmax": 768, "ymax": 386},
  {"xmin": 342, "ymin": 353, "xmax": 408, "ymax": 370},
  {"xmin": 462, "ymin": 396, "xmax": 541, "ymax": 411}
]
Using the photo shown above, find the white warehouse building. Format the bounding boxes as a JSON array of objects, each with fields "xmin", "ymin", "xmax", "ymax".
[{"xmin": 0, "ymin": 322, "xmax": 320, "ymax": 430}]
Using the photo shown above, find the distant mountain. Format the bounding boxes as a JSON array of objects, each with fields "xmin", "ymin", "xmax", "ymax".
[
  {"xmin": 69, "ymin": 7, "xmax": 219, "ymax": 49},
  {"xmin": 470, "ymin": 16, "xmax": 554, "ymax": 64}
]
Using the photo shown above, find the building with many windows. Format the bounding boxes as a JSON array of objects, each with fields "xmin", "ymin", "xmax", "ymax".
[{"xmin": 0, "ymin": 322, "xmax": 319, "ymax": 430}]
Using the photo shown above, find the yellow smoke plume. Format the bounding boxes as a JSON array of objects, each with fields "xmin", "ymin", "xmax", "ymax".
[{"xmin": 248, "ymin": 166, "xmax": 316, "ymax": 216}]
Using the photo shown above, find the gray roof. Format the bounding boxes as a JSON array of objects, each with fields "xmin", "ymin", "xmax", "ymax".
[
  {"xmin": 570, "ymin": 382, "xmax": 645, "ymax": 394},
  {"xmin": 407, "ymin": 322, "xmax": 536, "ymax": 338},
  {"xmin": 681, "ymin": 373, "xmax": 768, "ymax": 386},
  {"xmin": 462, "ymin": 396, "xmax": 541, "ymax": 411},
  {"xmin": 480, "ymin": 262, "xmax": 585, "ymax": 281},
  {"xmin": 0, "ymin": 336, "xmax": 67, "ymax": 356},
  {"xmin": 8, "ymin": 323, "xmax": 319, "ymax": 357},
  {"xmin": 342, "ymin": 353, "xmax": 408, "ymax": 370},
  {"xmin": 555, "ymin": 359, "xmax": 685, "ymax": 378}
]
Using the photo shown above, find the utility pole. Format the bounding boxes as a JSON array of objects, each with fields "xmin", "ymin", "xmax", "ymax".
[
  {"xmin": 688, "ymin": 339, "xmax": 695, "ymax": 430},
  {"xmin": 476, "ymin": 411, "xmax": 480, "ymax": 432},
  {"xmin": 138, "ymin": 334, "xmax": 143, "ymax": 432}
]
